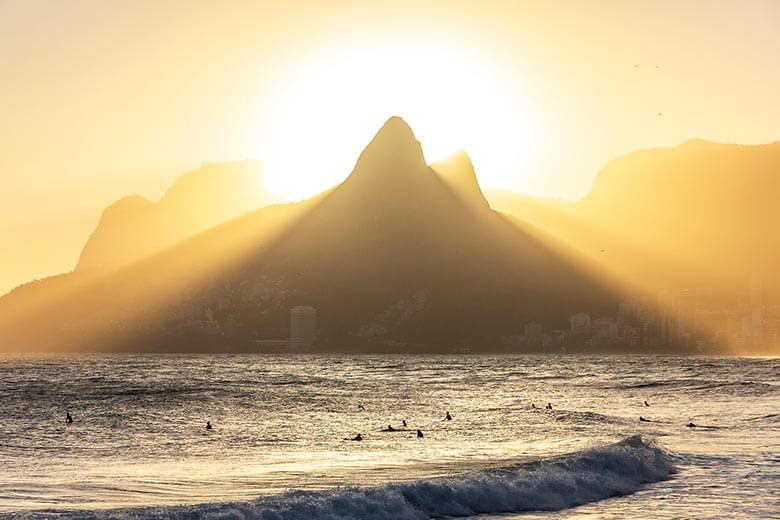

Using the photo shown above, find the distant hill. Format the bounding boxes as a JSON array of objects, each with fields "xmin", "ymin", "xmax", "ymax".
[
  {"xmin": 77, "ymin": 160, "xmax": 278, "ymax": 270},
  {"xmin": 577, "ymin": 139, "xmax": 780, "ymax": 294},
  {"xmin": 0, "ymin": 117, "xmax": 617, "ymax": 352},
  {"xmin": 487, "ymin": 139, "xmax": 780, "ymax": 304}
]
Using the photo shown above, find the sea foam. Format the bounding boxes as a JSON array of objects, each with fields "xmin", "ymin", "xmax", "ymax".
[{"xmin": 64, "ymin": 435, "xmax": 674, "ymax": 520}]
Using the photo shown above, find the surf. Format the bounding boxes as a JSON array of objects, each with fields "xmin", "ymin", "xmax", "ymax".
[{"xmin": 52, "ymin": 436, "xmax": 674, "ymax": 520}]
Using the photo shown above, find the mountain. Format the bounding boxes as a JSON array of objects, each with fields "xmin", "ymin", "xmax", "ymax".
[
  {"xmin": 76, "ymin": 160, "xmax": 278, "ymax": 270},
  {"xmin": 576, "ymin": 139, "xmax": 780, "ymax": 294},
  {"xmin": 0, "ymin": 117, "xmax": 618, "ymax": 353},
  {"xmin": 431, "ymin": 150, "xmax": 490, "ymax": 212},
  {"xmin": 487, "ymin": 140, "xmax": 780, "ymax": 302}
]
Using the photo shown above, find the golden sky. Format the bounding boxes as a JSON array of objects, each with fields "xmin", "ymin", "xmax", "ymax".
[{"xmin": 2, "ymin": 0, "xmax": 780, "ymax": 295}]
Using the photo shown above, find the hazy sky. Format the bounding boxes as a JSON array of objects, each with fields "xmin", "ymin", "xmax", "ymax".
[{"xmin": 2, "ymin": 0, "xmax": 780, "ymax": 295}]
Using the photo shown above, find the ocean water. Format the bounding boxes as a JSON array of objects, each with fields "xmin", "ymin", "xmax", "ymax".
[{"xmin": 0, "ymin": 354, "xmax": 777, "ymax": 519}]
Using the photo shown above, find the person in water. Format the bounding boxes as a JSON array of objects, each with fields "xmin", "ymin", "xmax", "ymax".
[
  {"xmin": 206, "ymin": 421, "xmax": 212, "ymax": 430},
  {"xmin": 66, "ymin": 412, "xmax": 73, "ymax": 424},
  {"xmin": 546, "ymin": 403, "xmax": 552, "ymax": 410},
  {"xmin": 402, "ymin": 420, "xmax": 407, "ymax": 428},
  {"xmin": 639, "ymin": 416, "xmax": 649, "ymax": 422},
  {"xmin": 352, "ymin": 433, "xmax": 363, "ymax": 441},
  {"xmin": 644, "ymin": 400, "xmax": 650, "ymax": 407},
  {"xmin": 416, "ymin": 429, "xmax": 424, "ymax": 438},
  {"xmin": 686, "ymin": 422, "xmax": 697, "ymax": 428},
  {"xmin": 445, "ymin": 412, "xmax": 452, "ymax": 421},
  {"xmin": 531, "ymin": 403, "xmax": 536, "ymax": 409},
  {"xmin": 385, "ymin": 424, "xmax": 396, "ymax": 432}
]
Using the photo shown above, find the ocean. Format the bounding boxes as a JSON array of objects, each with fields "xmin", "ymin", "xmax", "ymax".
[{"xmin": 0, "ymin": 354, "xmax": 777, "ymax": 519}]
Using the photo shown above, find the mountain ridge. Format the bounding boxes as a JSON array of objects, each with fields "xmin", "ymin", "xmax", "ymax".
[
  {"xmin": 0, "ymin": 117, "xmax": 618, "ymax": 352},
  {"xmin": 77, "ymin": 159, "xmax": 278, "ymax": 270}
]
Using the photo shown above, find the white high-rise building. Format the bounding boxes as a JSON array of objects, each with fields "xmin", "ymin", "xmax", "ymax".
[
  {"xmin": 569, "ymin": 312, "xmax": 591, "ymax": 331},
  {"xmin": 290, "ymin": 306, "xmax": 317, "ymax": 347}
]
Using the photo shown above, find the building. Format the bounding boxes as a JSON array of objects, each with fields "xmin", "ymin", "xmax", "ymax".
[
  {"xmin": 290, "ymin": 305, "xmax": 317, "ymax": 347},
  {"xmin": 593, "ymin": 317, "xmax": 618, "ymax": 339},
  {"xmin": 675, "ymin": 289, "xmax": 695, "ymax": 338},
  {"xmin": 523, "ymin": 322, "xmax": 542, "ymax": 342},
  {"xmin": 569, "ymin": 312, "xmax": 591, "ymax": 330}
]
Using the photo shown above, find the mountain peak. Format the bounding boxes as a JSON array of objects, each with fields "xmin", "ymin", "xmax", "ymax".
[
  {"xmin": 679, "ymin": 138, "xmax": 714, "ymax": 149},
  {"xmin": 349, "ymin": 116, "xmax": 427, "ymax": 178},
  {"xmin": 377, "ymin": 115, "xmax": 416, "ymax": 138},
  {"xmin": 431, "ymin": 150, "xmax": 489, "ymax": 211}
]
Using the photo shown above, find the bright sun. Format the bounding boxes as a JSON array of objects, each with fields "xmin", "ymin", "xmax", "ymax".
[{"xmin": 260, "ymin": 40, "xmax": 539, "ymax": 201}]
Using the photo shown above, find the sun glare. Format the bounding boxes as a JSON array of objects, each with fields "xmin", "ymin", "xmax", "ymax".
[{"xmin": 260, "ymin": 40, "xmax": 539, "ymax": 201}]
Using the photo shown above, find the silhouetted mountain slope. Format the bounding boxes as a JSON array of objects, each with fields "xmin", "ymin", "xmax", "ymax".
[
  {"xmin": 0, "ymin": 117, "xmax": 617, "ymax": 352},
  {"xmin": 576, "ymin": 140, "xmax": 780, "ymax": 291},
  {"xmin": 431, "ymin": 151, "xmax": 489, "ymax": 212},
  {"xmin": 0, "ymin": 194, "xmax": 326, "ymax": 351},
  {"xmin": 203, "ymin": 117, "xmax": 616, "ymax": 346},
  {"xmin": 77, "ymin": 160, "xmax": 278, "ymax": 270},
  {"xmin": 487, "ymin": 140, "xmax": 780, "ymax": 301}
]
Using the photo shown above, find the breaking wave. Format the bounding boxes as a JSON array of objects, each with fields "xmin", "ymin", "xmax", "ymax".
[{"xmin": 53, "ymin": 436, "xmax": 674, "ymax": 520}]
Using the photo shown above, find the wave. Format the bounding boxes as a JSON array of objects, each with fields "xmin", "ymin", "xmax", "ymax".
[
  {"xmin": 744, "ymin": 413, "xmax": 780, "ymax": 423},
  {"xmin": 52, "ymin": 436, "xmax": 673, "ymax": 520},
  {"xmin": 550, "ymin": 409, "xmax": 626, "ymax": 425},
  {"xmin": 609, "ymin": 379, "xmax": 778, "ymax": 395}
]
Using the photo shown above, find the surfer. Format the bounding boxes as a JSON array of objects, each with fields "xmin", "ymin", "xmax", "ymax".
[
  {"xmin": 546, "ymin": 402, "xmax": 553, "ymax": 410},
  {"xmin": 357, "ymin": 404, "xmax": 365, "ymax": 411},
  {"xmin": 639, "ymin": 416, "xmax": 649, "ymax": 422},
  {"xmin": 686, "ymin": 422, "xmax": 697, "ymax": 428},
  {"xmin": 66, "ymin": 412, "xmax": 73, "ymax": 424},
  {"xmin": 206, "ymin": 421, "xmax": 212, "ymax": 430},
  {"xmin": 644, "ymin": 400, "xmax": 650, "ymax": 407},
  {"xmin": 349, "ymin": 433, "xmax": 363, "ymax": 441},
  {"xmin": 445, "ymin": 412, "xmax": 452, "ymax": 421},
  {"xmin": 402, "ymin": 420, "xmax": 407, "ymax": 428},
  {"xmin": 384, "ymin": 424, "xmax": 397, "ymax": 432},
  {"xmin": 417, "ymin": 429, "xmax": 424, "ymax": 438}
]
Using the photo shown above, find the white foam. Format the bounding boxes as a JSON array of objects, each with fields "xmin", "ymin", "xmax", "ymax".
[{"xmin": 68, "ymin": 436, "xmax": 675, "ymax": 519}]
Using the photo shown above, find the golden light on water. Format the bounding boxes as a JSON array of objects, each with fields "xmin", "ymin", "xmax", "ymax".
[{"xmin": 259, "ymin": 39, "xmax": 540, "ymax": 200}]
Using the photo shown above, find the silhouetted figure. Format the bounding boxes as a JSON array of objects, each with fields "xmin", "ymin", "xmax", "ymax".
[
  {"xmin": 531, "ymin": 403, "xmax": 536, "ymax": 409},
  {"xmin": 644, "ymin": 400, "xmax": 650, "ymax": 407},
  {"xmin": 206, "ymin": 421, "xmax": 212, "ymax": 430},
  {"xmin": 402, "ymin": 420, "xmax": 407, "ymax": 428},
  {"xmin": 357, "ymin": 404, "xmax": 365, "ymax": 411},
  {"xmin": 686, "ymin": 422, "xmax": 697, "ymax": 428},
  {"xmin": 639, "ymin": 416, "xmax": 649, "ymax": 422},
  {"xmin": 546, "ymin": 403, "xmax": 552, "ymax": 410},
  {"xmin": 417, "ymin": 429, "xmax": 424, "ymax": 438},
  {"xmin": 445, "ymin": 412, "xmax": 452, "ymax": 421},
  {"xmin": 352, "ymin": 433, "xmax": 363, "ymax": 441},
  {"xmin": 66, "ymin": 412, "xmax": 73, "ymax": 424},
  {"xmin": 385, "ymin": 424, "xmax": 396, "ymax": 432}
]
